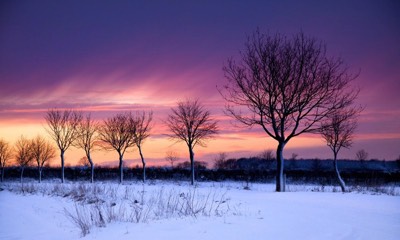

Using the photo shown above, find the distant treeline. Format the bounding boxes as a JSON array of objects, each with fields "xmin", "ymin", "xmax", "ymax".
[
  {"xmin": 2, "ymin": 158, "xmax": 400, "ymax": 185},
  {"xmin": 211, "ymin": 157, "xmax": 400, "ymax": 172}
]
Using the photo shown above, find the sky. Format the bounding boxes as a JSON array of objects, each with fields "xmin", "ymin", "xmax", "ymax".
[{"xmin": 0, "ymin": 0, "xmax": 399, "ymax": 167}]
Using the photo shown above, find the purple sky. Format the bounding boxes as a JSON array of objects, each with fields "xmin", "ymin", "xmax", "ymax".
[{"xmin": 0, "ymin": 0, "xmax": 399, "ymax": 163}]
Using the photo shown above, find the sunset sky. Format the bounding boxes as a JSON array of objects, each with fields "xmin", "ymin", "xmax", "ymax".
[{"xmin": 0, "ymin": 0, "xmax": 399, "ymax": 167}]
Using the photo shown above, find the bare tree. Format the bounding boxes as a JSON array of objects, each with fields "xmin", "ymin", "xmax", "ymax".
[
  {"xmin": 356, "ymin": 149, "xmax": 368, "ymax": 161},
  {"xmin": 259, "ymin": 150, "xmax": 274, "ymax": 161},
  {"xmin": 288, "ymin": 153, "xmax": 299, "ymax": 170},
  {"xmin": 214, "ymin": 152, "xmax": 228, "ymax": 169},
  {"xmin": 165, "ymin": 150, "xmax": 179, "ymax": 168},
  {"xmin": 259, "ymin": 149, "xmax": 275, "ymax": 169},
  {"xmin": 220, "ymin": 31, "xmax": 358, "ymax": 192},
  {"xmin": 15, "ymin": 136, "xmax": 33, "ymax": 183},
  {"xmin": 0, "ymin": 139, "xmax": 13, "ymax": 182},
  {"xmin": 98, "ymin": 113, "xmax": 135, "ymax": 183},
  {"xmin": 166, "ymin": 99, "xmax": 218, "ymax": 185},
  {"xmin": 45, "ymin": 109, "xmax": 82, "ymax": 183},
  {"xmin": 356, "ymin": 149, "xmax": 369, "ymax": 169},
  {"xmin": 30, "ymin": 135, "xmax": 56, "ymax": 183},
  {"xmin": 130, "ymin": 111, "xmax": 153, "ymax": 182},
  {"xmin": 74, "ymin": 113, "xmax": 98, "ymax": 183},
  {"xmin": 320, "ymin": 107, "xmax": 361, "ymax": 192}
]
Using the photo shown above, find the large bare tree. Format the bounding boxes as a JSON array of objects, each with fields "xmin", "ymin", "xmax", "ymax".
[
  {"xmin": 220, "ymin": 31, "xmax": 358, "ymax": 192},
  {"xmin": 320, "ymin": 107, "xmax": 361, "ymax": 192},
  {"xmin": 45, "ymin": 109, "xmax": 82, "ymax": 183},
  {"xmin": 166, "ymin": 99, "xmax": 218, "ymax": 185},
  {"xmin": 75, "ymin": 113, "xmax": 98, "ymax": 183},
  {"xmin": 0, "ymin": 139, "xmax": 13, "ymax": 182},
  {"xmin": 30, "ymin": 135, "xmax": 56, "ymax": 183},
  {"xmin": 15, "ymin": 136, "xmax": 33, "ymax": 183},
  {"xmin": 98, "ymin": 113, "xmax": 135, "ymax": 183},
  {"xmin": 130, "ymin": 111, "xmax": 153, "ymax": 182}
]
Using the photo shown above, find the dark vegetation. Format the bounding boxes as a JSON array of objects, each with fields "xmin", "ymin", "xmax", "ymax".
[{"xmin": 2, "ymin": 158, "xmax": 399, "ymax": 186}]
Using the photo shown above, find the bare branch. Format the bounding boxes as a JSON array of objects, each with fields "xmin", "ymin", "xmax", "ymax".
[
  {"xmin": 45, "ymin": 109, "xmax": 83, "ymax": 152},
  {"xmin": 15, "ymin": 136, "xmax": 33, "ymax": 167},
  {"xmin": 220, "ymin": 31, "xmax": 359, "ymax": 143},
  {"xmin": 30, "ymin": 135, "xmax": 56, "ymax": 168},
  {"xmin": 98, "ymin": 112, "xmax": 135, "ymax": 156},
  {"xmin": 320, "ymin": 106, "xmax": 362, "ymax": 155},
  {"xmin": 166, "ymin": 99, "xmax": 218, "ymax": 148},
  {"xmin": 0, "ymin": 139, "xmax": 13, "ymax": 168},
  {"xmin": 165, "ymin": 150, "xmax": 179, "ymax": 168},
  {"xmin": 0, "ymin": 138, "xmax": 14, "ymax": 182}
]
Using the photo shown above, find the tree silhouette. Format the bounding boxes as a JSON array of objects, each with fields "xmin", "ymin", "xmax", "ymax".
[
  {"xmin": 165, "ymin": 150, "xmax": 179, "ymax": 168},
  {"xmin": 15, "ymin": 136, "xmax": 33, "ymax": 183},
  {"xmin": 214, "ymin": 152, "xmax": 228, "ymax": 169},
  {"xmin": 166, "ymin": 99, "xmax": 218, "ymax": 185},
  {"xmin": 356, "ymin": 149, "xmax": 369, "ymax": 161},
  {"xmin": 0, "ymin": 139, "xmax": 13, "ymax": 182},
  {"xmin": 220, "ymin": 31, "xmax": 359, "ymax": 191},
  {"xmin": 45, "ymin": 109, "xmax": 82, "ymax": 183},
  {"xmin": 98, "ymin": 113, "xmax": 135, "ymax": 183},
  {"xmin": 75, "ymin": 113, "xmax": 98, "ymax": 183},
  {"xmin": 130, "ymin": 111, "xmax": 153, "ymax": 182},
  {"xmin": 320, "ymin": 107, "xmax": 361, "ymax": 192},
  {"xmin": 30, "ymin": 135, "xmax": 56, "ymax": 183}
]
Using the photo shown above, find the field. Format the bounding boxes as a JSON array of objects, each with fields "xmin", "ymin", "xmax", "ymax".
[{"xmin": 1, "ymin": 180, "xmax": 399, "ymax": 240}]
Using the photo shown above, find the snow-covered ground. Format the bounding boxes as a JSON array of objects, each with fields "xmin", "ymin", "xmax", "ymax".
[{"xmin": 0, "ymin": 180, "xmax": 399, "ymax": 240}]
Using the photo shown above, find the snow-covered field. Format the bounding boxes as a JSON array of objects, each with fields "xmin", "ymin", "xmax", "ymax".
[{"xmin": 1, "ymin": 180, "xmax": 399, "ymax": 240}]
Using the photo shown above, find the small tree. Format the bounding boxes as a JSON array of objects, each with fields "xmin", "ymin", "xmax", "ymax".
[
  {"xmin": 30, "ymin": 135, "xmax": 56, "ymax": 183},
  {"xmin": 320, "ymin": 107, "xmax": 361, "ymax": 192},
  {"xmin": 130, "ymin": 111, "xmax": 153, "ymax": 182},
  {"xmin": 165, "ymin": 150, "xmax": 179, "ymax": 168},
  {"xmin": 220, "ymin": 31, "xmax": 358, "ymax": 192},
  {"xmin": 74, "ymin": 113, "xmax": 98, "ymax": 183},
  {"xmin": 356, "ymin": 149, "xmax": 368, "ymax": 169},
  {"xmin": 0, "ymin": 139, "xmax": 13, "ymax": 182},
  {"xmin": 259, "ymin": 149, "xmax": 275, "ymax": 169},
  {"xmin": 45, "ymin": 109, "xmax": 82, "ymax": 183},
  {"xmin": 356, "ymin": 149, "xmax": 368, "ymax": 161},
  {"xmin": 98, "ymin": 113, "xmax": 135, "ymax": 183},
  {"xmin": 166, "ymin": 99, "xmax": 218, "ymax": 185},
  {"xmin": 214, "ymin": 152, "xmax": 228, "ymax": 169},
  {"xmin": 289, "ymin": 153, "xmax": 299, "ymax": 170},
  {"xmin": 15, "ymin": 136, "xmax": 33, "ymax": 183}
]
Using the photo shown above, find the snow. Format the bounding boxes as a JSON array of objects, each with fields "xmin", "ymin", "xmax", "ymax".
[{"xmin": 1, "ymin": 181, "xmax": 399, "ymax": 240}]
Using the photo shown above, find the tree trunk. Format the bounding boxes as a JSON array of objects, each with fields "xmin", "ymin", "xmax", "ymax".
[
  {"xmin": 60, "ymin": 150, "xmax": 65, "ymax": 183},
  {"xmin": 138, "ymin": 145, "xmax": 146, "ymax": 182},
  {"xmin": 334, "ymin": 152, "xmax": 346, "ymax": 192},
  {"xmin": 118, "ymin": 152, "xmax": 123, "ymax": 183},
  {"xmin": 20, "ymin": 167, "xmax": 24, "ymax": 183},
  {"xmin": 1, "ymin": 167, "xmax": 4, "ymax": 182},
  {"xmin": 276, "ymin": 142, "xmax": 286, "ymax": 192},
  {"xmin": 189, "ymin": 146, "xmax": 195, "ymax": 185},
  {"xmin": 87, "ymin": 152, "xmax": 94, "ymax": 183},
  {"xmin": 39, "ymin": 167, "xmax": 42, "ymax": 183}
]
